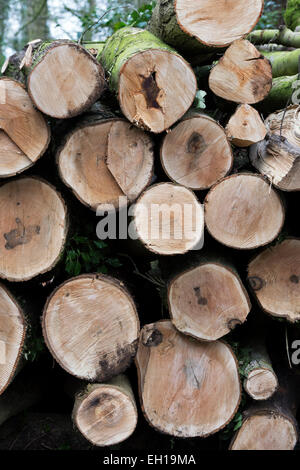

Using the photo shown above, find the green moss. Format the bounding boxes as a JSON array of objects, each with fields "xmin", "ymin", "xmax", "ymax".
[{"xmin": 285, "ymin": 0, "xmax": 300, "ymax": 31}]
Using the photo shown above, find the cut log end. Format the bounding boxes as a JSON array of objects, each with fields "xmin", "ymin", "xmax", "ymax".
[
  {"xmin": 28, "ymin": 43, "xmax": 106, "ymax": 119},
  {"xmin": 161, "ymin": 114, "xmax": 233, "ymax": 190},
  {"xmin": 134, "ymin": 183, "xmax": 204, "ymax": 255},
  {"xmin": 205, "ymin": 174, "xmax": 285, "ymax": 250},
  {"xmin": 0, "ymin": 284, "xmax": 26, "ymax": 396},
  {"xmin": 168, "ymin": 263, "xmax": 251, "ymax": 341},
  {"xmin": 209, "ymin": 40, "xmax": 272, "ymax": 104},
  {"xmin": 0, "ymin": 177, "xmax": 67, "ymax": 282},
  {"xmin": 226, "ymin": 104, "xmax": 267, "ymax": 147},
  {"xmin": 175, "ymin": 0, "xmax": 264, "ymax": 47},
  {"xmin": 230, "ymin": 413, "xmax": 298, "ymax": 450},
  {"xmin": 136, "ymin": 321, "xmax": 241, "ymax": 438},
  {"xmin": 58, "ymin": 119, "xmax": 154, "ymax": 211},
  {"xmin": 0, "ymin": 78, "xmax": 50, "ymax": 177},
  {"xmin": 73, "ymin": 382, "xmax": 137, "ymax": 446},
  {"xmin": 119, "ymin": 50, "xmax": 197, "ymax": 133},
  {"xmin": 248, "ymin": 238, "xmax": 300, "ymax": 322},
  {"xmin": 43, "ymin": 275, "xmax": 140, "ymax": 382},
  {"xmin": 244, "ymin": 369, "xmax": 278, "ymax": 401}
]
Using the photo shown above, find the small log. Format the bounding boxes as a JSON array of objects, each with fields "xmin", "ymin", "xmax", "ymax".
[
  {"xmin": 42, "ymin": 274, "xmax": 140, "ymax": 382},
  {"xmin": 57, "ymin": 107, "xmax": 154, "ymax": 211},
  {"xmin": 100, "ymin": 27, "xmax": 197, "ymax": 133},
  {"xmin": 0, "ymin": 177, "xmax": 67, "ymax": 282},
  {"xmin": 257, "ymin": 44, "xmax": 296, "ymax": 52},
  {"xmin": 72, "ymin": 375, "xmax": 138, "ymax": 446},
  {"xmin": 136, "ymin": 320, "xmax": 241, "ymax": 437},
  {"xmin": 248, "ymin": 238, "xmax": 300, "ymax": 322},
  {"xmin": 225, "ymin": 105, "xmax": 267, "ymax": 147},
  {"xmin": 160, "ymin": 112, "xmax": 233, "ymax": 190},
  {"xmin": 248, "ymin": 27, "xmax": 300, "ymax": 48},
  {"xmin": 250, "ymin": 106, "xmax": 300, "ymax": 191},
  {"xmin": 209, "ymin": 40, "xmax": 273, "ymax": 104},
  {"xmin": 168, "ymin": 262, "xmax": 251, "ymax": 341},
  {"xmin": 0, "ymin": 284, "xmax": 26, "ymax": 396},
  {"xmin": 0, "ymin": 78, "xmax": 50, "ymax": 178},
  {"xmin": 148, "ymin": 0, "xmax": 263, "ymax": 53},
  {"xmin": 133, "ymin": 183, "xmax": 204, "ymax": 255},
  {"xmin": 262, "ymin": 49, "xmax": 300, "ymax": 78},
  {"xmin": 242, "ymin": 337, "xmax": 278, "ymax": 401},
  {"xmin": 204, "ymin": 173, "xmax": 285, "ymax": 250},
  {"xmin": 25, "ymin": 41, "xmax": 106, "ymax": 118}
]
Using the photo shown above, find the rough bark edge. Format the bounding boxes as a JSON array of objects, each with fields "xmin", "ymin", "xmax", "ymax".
[
  {"xmin": 160, "ymin": 113, "xmax": 234, "ymax": 190},
  {"xmin": 42, "ymin": 273, "xmax": 140, "ymax": 382},
  {"xmin": 243, "ymin": 367, "xmax": 279, "ymax": 400},
  {"xmin": 135, "ymin": 320, "xmax": 242, "ymax": 438},
  {"xmin": 204, "ymin": 173, "xmax": 286, "ymax": 251},
  {"xmin": 0, "ymin": 175, "xmax": 68, "ymax": 282},
  {"xmin": 167, "ymin": 262, "xmax": 252, "ymax": 342}
]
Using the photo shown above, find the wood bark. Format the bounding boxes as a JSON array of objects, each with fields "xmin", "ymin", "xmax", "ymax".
[
  {"xmin": 0, "ymin": 177, "xmax": 67, "ymax": 282},
  {"xmin": 225, "ymin": 104, "xmax": 267, "ymax": 147},
  {"xmin": 72, "ymin": 375, "xmax": 138, "ymax": 446},
  {"xmin": 168, "ymin": 261, "xmax": 251, "ymax": 341},
  {"xmin": 136, "ymin": 320, "xmax": 241, "ymax": 437},
  {"xmin": 100, "ymin": 27, "xmax": 197, "ymax": 133},
  {"xmin": 248, "ymin": 27, "xmax": 300, "ymax": 48},
  {"xmin": 262, "ymin": 74, "xmax": 298, "ymax": 113},
  {"xmin": 57, "ymin": 105, "xmax": 154, "ymax": 211},
  {"xmin": 262, "ymin": 49, "xmax": 300, "ymax": 78},
  {"xmin": 250, "ymin": 106, "xmax": 300, "ymax": 191},
  {"xmin": 160, "ymin": 112, "xmax": 233, "ymax": 190},
  {"xmin": 0, "ymin": 78, "xmax": 50, "ymax": 178},
  {"xmin": 209, "ymin": 40, "xmax": 273, "ymax": 104},
  {"xmin": 42, "ymin": 274, "xmax": 140, "ymax": 382},
  {"xmin": 147, "ymin": 0, "xmax": 263, "ymax": 54},
  {"xmin": 133, "ymin": 182, "xmax": 204, "ymax": 255},
  {"xmin": 204, "ymin": 173, "xmax": 285, "ymax": 250},
  {"xmin": 247, "ymin": 238, "xmax": 300, "ymax": 322}
]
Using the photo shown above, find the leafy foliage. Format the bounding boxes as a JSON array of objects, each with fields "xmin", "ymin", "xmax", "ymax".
[
  {"xmin": 102, "ymin": 1, "xmax": 156, "ymax": 33},
  {"xmin": 23, "ymin": 323, "xmax": 46, "ymax": 362},
  {"xmin": 256, "ymin": 0, "xmax": 284, "ymax": 29}
]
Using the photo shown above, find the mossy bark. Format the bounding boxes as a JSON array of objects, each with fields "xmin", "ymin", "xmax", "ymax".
[
  {"xmin": 284, "ymin": 0, "xmax": 300, "ymax": 31},
  {"xmin": 248, "ymin": 27, "xmax": 300, "ymax": 48},
  {"xmin": 261, "ymin": 74, "xmax": 298, "ymax": 113},
  {"xmin": 262, "ymin": 49, "xmax": 300, "ymax": 78}
]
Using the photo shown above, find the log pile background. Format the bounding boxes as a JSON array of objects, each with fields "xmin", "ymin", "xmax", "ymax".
[{"xmin": 0, "ymin": 0, "xmax": 299, "ymax": 452}]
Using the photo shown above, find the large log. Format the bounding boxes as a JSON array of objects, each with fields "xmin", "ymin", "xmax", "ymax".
[
  {"xmin": 0, "ymin": 284, "xmax": 26, "ymax": 396},
  {"xmin": 0, "ymin": 78, "xmax": 50, "ymax": 178},
  {"xmin": 42, "ymin": 274, "xmax": 140, "ymax": 382},
  {"xmin": 100, "ymin": 27, "xmax": 197, "ymax": 133},
  {"xmin": 262, "ymin": 74, "xmax": 298, "ymax": 113},
  {"xmin": 248, "ymin": 238, "xmax": 300, "ymax": 322},
  {"xmin": 136, "ymin": 321, "xmax": 241, "ymax": 437},
  {"xmin": 209, "ymin": 40, "xmax": 273, "ymax": 104},
  {"xmin": 168, "ymin": 262, "xmax": 251, "ymax": 341},
  {"xmin": 262, "ymin": 49, "xmax": 300, "ymax": 78},
  {"xmin": 133, "ymin": 183, "xmax": 204, "ymax": 255},
  {"xmin": 57, "ymin": 106, "xmax": 154, "ymax": 211},
  {"xmin": 250, "ymin": 106, "xmax": 300, "ymax": 191},
  {"xmin": 248, "ymin": 27, "xmax": 300, "ymax": 48},
  {"xmin": 204, "ymin": 173, "xmax": 285, "ymax": 250},
  {"xmin": 0, "ymin": 177, "xmax": 67, "ymax": 282},
  {"xmin": 147, "ymin": 0, "xmax": 263, "ymax": 54},
  {"xmin": 72, "ymin": 375, "xmax": 138, "ymax": 447},
  {"xmin": 225, "ymin": 104, "xmax": 267, "ymax": 147},
  {"xmin": 160, "ymin": 112, "xmax": 233, "ymax": 190}
]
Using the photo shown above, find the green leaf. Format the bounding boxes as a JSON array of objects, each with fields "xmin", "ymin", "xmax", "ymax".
[
  {"xmin": 194, "ymin": 90, "xmax": 207, "ymax": 110},
  {"xmin": 94, "ymin": 240, "xmax": 108, "ymax": 249}
]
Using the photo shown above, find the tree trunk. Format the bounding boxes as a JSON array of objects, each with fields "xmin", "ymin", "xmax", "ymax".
[
  {"xmin": 247, "ymin": 238, "xmax": 300, "ymax": 322},
  {"xmin": 262, "ymin": 49, "xmax": 300, "ymax": 77},
  {"xmin": 204, "ymin": 173, "xmax": 285, "ymax": 250},
  {"xmin": 0, "ymin": 284, "xmax": 26, "ymax": 396},
  {"xmin": 100, "ymin": 27, "xmax": 197, "ymax": 133},
  {"xmin": 0, "ymin": 177, "xmax": 67, "ymax": 282},
  {"xmin": 160, "ymin": 112, "xmax": 233, "ymax": 190},
  {"xmin": 262, "ymin": 74, "xmax": 298, "ymax": 113},
  {"xmin": 168, "ymin": 261, "xmax": 251, "ymax": 341},
  {"xmin": 18, "ymin": 0, "xmax": 50, "ymax": 48},
  {"xmin": 225, "ymin": 104, "xmax": 267, "ymax": 147},
  {"xmin": 250, "ymin": 106, "xmax": 300, "ymax": 191},
  {"xmin": 72, "ymin": 375, "xmax": 138, "ymax": 446},
  {"xmin": 230, "ymin": 373, "xmax": 299, "ymax": 450},
  {"xmin": 248, "ymin": 27, "xmax": 300, "ymax": 48},
  {"xmin": 0, "ymin": 78, "xmax": 50, "ymax": 178},
  {"xmin": 57, "ymin": 105, "xmax": 154, "ymax": 212},
  {"xmin": 209, "ymin": 40, "xmax": 273, "ymax": 104},
  {"xmin": 242, "ymin": 337, "xmax": 278, "ymax": 400},
  {"xmin": 284, "ymin": 0, "xmax": 300, "ymax": 31},
  {"xmin": 133, "ymin": 183, "xmax": 204, "ymax": 255},
  {"xmin": 136, "ymin": 320, "xmax": 241, "ymax": 437},
  {"xmin": 147, "ymin": 0, "xmax": 263, "ymax": 54},
  {"xmin": 42, "ymin": 274, "xmax": 140, "ymax": 382},
  {"xmin": 258, "ymin": 44, "xmax": 296, "ymax": 52}
]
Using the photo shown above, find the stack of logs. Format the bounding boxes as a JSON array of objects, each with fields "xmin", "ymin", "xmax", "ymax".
[{"xmin": 0, "ymin": 0, "xmax": 299, "ymax": 451}]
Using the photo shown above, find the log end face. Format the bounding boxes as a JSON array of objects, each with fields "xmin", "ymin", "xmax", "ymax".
[{"xmin": 244, "ymin": 369, "xmax": 278, "ymax": 400}]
